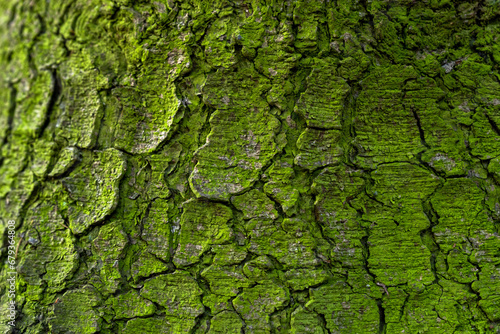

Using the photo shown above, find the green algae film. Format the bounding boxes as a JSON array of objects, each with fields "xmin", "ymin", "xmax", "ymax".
[{"xmin": 0, "ymin": 0, "xmax": 499, "ymax": 333}]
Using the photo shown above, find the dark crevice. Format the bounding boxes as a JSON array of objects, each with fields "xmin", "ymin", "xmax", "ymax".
[
  {"xmin": 38, "ymin": 69, "xmax": 61, "ymax": 139},
  {"xmin": 188, "ymin": 311, "xmax": 211, "ymax": 334},
  {"xmin": 377, "ymin": 299, "xmax": 387, "ymax": 334},
  {"xmin": 316, "ymin": 311, "xmax": 331, "ymax": 334},
  {"xmin": 484, "ymin": 112, "xmax": 500, "ymax": 138},
  {"xmin": 410, "ymin": 106, "xmax": 430, "ymax": 149},
  {"xmin": 1, "ymin": 83, "xmax": 17, "ymax": 149}
]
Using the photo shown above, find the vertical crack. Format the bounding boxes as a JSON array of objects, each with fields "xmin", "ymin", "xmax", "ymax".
[
  {"xmin": 1, "ymin": 83, "xmax": 17, "ymax": 149},
  {"xmin": 410, "ymin": 106, "xmax": 429, "ymax": 149},
  {"xmin": 420, "ymin": 200, "xmax": 442, "ymax": 284},
  {"xmin": 377, "ymin": 299, "xmax": 387, "ymax": 334},
  {"xmin": 316, "ymin": 311, "xmax": 331, "ymax": 334},
  {"xmin": 361, "ymin": 226, "xmax": 389, "ymax": 333},
  {"xmin": 38, "ymin": 68, "xmax": 61, "ymax": 139},
  {"xmin": 484, "ymin": 112, "xmax": 500, "ymax": 138}
]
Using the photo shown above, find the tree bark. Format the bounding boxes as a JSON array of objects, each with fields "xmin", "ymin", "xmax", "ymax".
[{"xmin": 0, "ymin": 0, "xmax": 500, "ymax": 333}]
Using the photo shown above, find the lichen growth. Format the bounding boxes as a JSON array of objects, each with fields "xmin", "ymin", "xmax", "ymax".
[{"xmin": 0, "ymin": 0, "xmax": 500, "ymax": 333}]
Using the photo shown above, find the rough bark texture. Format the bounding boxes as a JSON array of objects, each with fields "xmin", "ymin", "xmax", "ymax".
[{"xmin": 0, "ymin": 0, "xmax": 500, "ymax": 333}]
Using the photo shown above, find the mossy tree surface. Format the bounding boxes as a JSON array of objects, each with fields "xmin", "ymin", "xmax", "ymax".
[{"xmin": 0, "ymin": 0, "xmax": 500, "ymax": 333}]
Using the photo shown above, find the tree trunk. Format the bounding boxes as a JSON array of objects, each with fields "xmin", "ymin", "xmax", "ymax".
[{"xmin": 1, "ymin": 0, "xmax": 500, "ymax": 333}]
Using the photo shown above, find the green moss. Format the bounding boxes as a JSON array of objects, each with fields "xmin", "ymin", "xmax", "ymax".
[
  {"xmin": 231, "ymin": 189, "xmax": 278, "ymax": 220},
  {"xmin": 55, "ymin": 49, "xmax": 107, "ymax": 149},
  {"xmin": 16, "ymin": 202, "xmax": 78, "ymax": 300},
  {"xmin": 107, "ymin": 290, "xmax": 156, "ymax": 320},
  {"xmin": 290, "ymin": 306, "xmax": 326, "ymax": 334},
  {"xmin": 62, "ymin": 148, "xmax": 126, "ymax": 234},
  {"xmin": 189, "ymin": 64, "xmax": 280, "ymax": 200},
  {"xmin": 208, "ymin": 310, "xmax": 245, "ymax": 334},
  {"xmin": 295, "ymin": 128, "xmax": 343, "ymax": 170},
  {"xmin": 201, "ymin": 264, "xmax": 251, "ymax": 296},
  {"xmin": 173, "ymin": 199, "xmax": 233, "ymax": 267},
  {"xmin": 2, "ymin": 0, "xmax": 500, "ymax": 332},
  {"xmin": 212, "ymin": 244, "xmax": 247, "ymax": 266},
  {"xmin": 130, "ymin": 249, "xmax": 170, "ymax": 283},
  {"xmin": 92, "ymin": 221, "xmax": 128, "ymax": 294},
  {"xmin": 246, "ymin": 218, "xmax": 320, "ymax": 269},
  {"xmin": 140, "ymin": 198, "xmax": 174, "ymax": 261},
  {"xmin": 12, "ymin": 71, "xmax": 54, "ymax": 139},
  {"xmin": 295, "ymin": 65, "xmax": 349, "ymax": 129},
  {"xmin": 140, "ymin": 271, "xmax": 204, "ymax": 319},
  {"xmin": 48, "ymin": 146, "xmax": 79, "ymax": 177},
  {"xmin": 50, "ymin": 286, "xmax": 102, "ymax": 334},
  {"xmin": 233, "ymin": 282, "xmax": 289, "ymax": 333},
  {"xmin": 107, "ymin": 83, "xmax": 180, "ymax": 154},
  {"xmin": 308, "ymin": 279, "xmax": 379, "ymax": 333},
  {"xmin": 284, "ymin": 269, "xmax": 330, "ymax": 291},
  {"xmin": 262, "ymin": 159, "xmax": 303, "ymax": 216},
  {"xmin": 121, "ymin": 316, "xmax": 196, "ymax": 334}
]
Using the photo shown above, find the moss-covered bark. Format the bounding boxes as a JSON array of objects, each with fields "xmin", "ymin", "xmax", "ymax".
[{"xmin": 0, "ymin": 0, "xmax": 500, "ymax": 333}]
